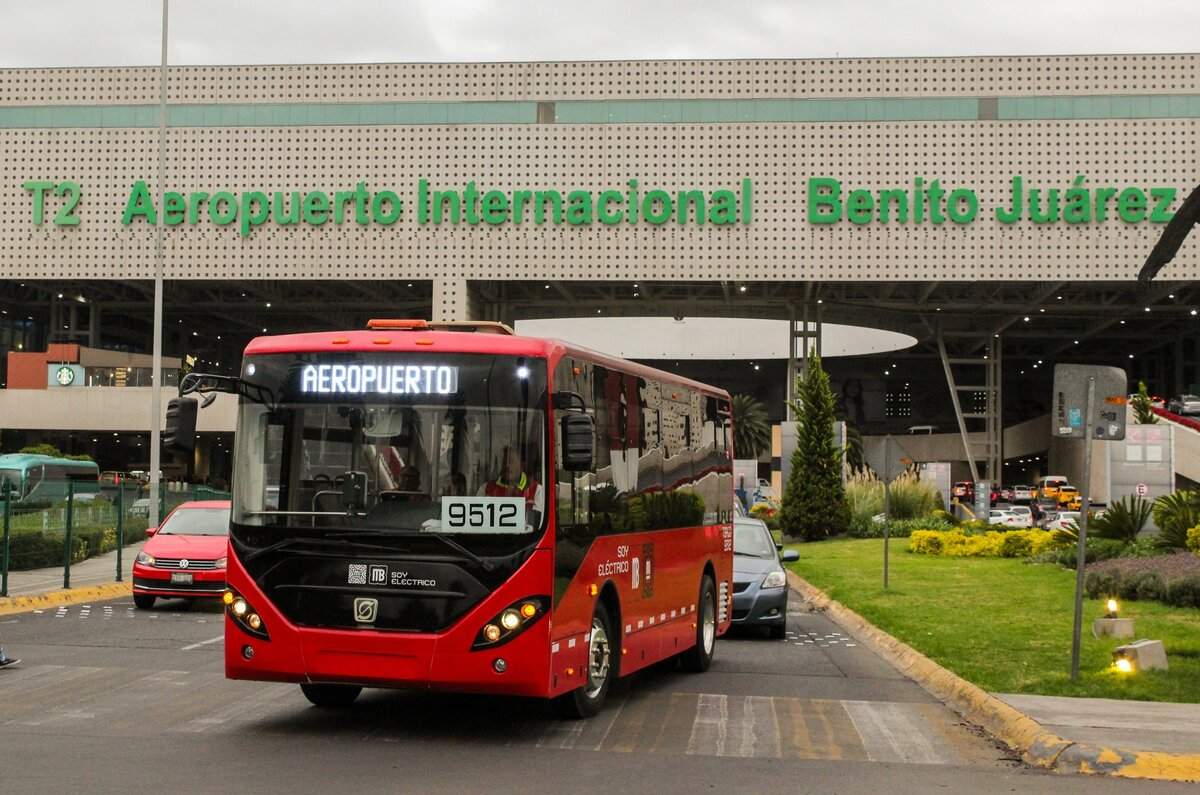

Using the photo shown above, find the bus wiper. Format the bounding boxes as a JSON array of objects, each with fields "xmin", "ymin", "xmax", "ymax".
[
  {"xmin": 328, "ymin": 528, "xmax": 494, "ymax": 572},
  {"xmin": 243, "ymin": 536, "xmax": 398, "ymax": 563}
]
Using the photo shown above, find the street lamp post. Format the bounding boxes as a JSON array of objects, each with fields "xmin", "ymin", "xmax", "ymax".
[{"xmin": 148, "ymin": 0, "xmax": 168, "ymax": 528}]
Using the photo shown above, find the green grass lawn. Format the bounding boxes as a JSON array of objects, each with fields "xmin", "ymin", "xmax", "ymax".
[{"xmin": 787, "ymin": 538, "xmax": 1200, "ymax": 703}]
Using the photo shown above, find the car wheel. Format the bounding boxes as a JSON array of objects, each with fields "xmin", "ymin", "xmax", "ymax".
[
  {"xmin": 681, "ymin": 574, "xmax": 717, "ymax": 673},
  {"xmin": 300, "ymin": 683, "xmax": 362, "ymax": 708},
  {"xmin": 133, "ymin": 594, "xmax": 155, "ymax": 610},
  {"xmin": 555, "ymin": 602, "xmax": 615, "ymax": 719}
]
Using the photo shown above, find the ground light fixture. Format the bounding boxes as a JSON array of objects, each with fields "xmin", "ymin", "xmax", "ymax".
[
  {"xmin": 1106, "ymin": 598, "xmax": 1119, "ymax": 618},
  {"xmin": 1111, "ymin": 639, "xmax": 1169, "ymax": 673}
]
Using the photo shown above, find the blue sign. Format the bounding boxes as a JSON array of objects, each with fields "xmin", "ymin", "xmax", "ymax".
[{"xmin": 1068, "ymin": 407, "xmax": 1083, "ymax": 428}]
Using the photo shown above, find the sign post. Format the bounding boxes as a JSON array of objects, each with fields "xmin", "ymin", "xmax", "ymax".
[
  {"xmin": 882, "ymin": 435, "xmax": 890, "ymax": 590},
  {"xmin": 1052, "ymin": 364, "xmax": 1127, "ymax": 680}
]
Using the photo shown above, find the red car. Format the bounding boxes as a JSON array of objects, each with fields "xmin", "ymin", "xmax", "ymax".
[{"xmin": 132, "ymin": 500, "xmax": 231, "ymax": 609}]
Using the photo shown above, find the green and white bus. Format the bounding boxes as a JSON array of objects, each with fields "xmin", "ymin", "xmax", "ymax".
[{"xmin": 0, "ymin": 454, "xmax": 101, "ymax": 505}]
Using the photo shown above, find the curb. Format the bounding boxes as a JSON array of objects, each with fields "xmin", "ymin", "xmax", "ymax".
[
  {"xmin": 786, "ymin": 570, "xmax": 1200, "ymax": 783},
  {"xmin": 0, "ymin": 582, "xmax": 132, "ymax": 616}
]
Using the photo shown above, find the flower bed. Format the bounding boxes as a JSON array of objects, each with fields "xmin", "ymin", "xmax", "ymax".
[{"xmin": 909, "ymin": 528, "xmax": 1063, "ymax": 558}]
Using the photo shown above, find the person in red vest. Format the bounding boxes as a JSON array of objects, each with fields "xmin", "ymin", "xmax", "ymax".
[{"xmin": 480, "ymin": 446, "xmax": 544, "ymax": 527}]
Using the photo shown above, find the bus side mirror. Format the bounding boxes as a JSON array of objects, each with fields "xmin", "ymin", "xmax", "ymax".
[
  {"xmin": 163, "ymin": 397, "xmax": 198, "ymax": 454},
  {"xmin": 561, "ymin": 413, "xmax": 595, "ymax": 471}
]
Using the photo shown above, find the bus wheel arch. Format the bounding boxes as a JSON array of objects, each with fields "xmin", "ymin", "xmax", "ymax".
[{"xmin": 597, "ymin": 581, "xmax": 622, "ymax": 679}]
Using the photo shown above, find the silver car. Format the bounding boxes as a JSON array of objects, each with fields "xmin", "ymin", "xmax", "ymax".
[{"xmin": 1168, "ymin": 394, "xmax": 1200, "ymax": 416}]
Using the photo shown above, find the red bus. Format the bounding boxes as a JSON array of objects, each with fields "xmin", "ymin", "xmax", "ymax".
[{"xmin": 170, "ymin": 320, "xmax": 735, "ymax": 717}]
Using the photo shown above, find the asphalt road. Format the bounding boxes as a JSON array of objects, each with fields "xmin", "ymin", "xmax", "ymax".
[{"xmin": 0, "ymin": 595, "xmax": 1192, "ymax": 794}]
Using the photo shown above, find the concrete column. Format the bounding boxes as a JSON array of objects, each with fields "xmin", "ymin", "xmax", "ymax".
[{"xmin": 431, "ymin": 278, "xmax": 477, "ymax": 322}]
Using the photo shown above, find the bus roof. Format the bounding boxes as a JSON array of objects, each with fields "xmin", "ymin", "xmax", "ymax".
[
  {"xmin": 0, "ymin": 454, "xmax": 99, "ymax": 470},
  {"xmin": 244, "ymin": 329, "xmax": 731, "ymax": 400}
]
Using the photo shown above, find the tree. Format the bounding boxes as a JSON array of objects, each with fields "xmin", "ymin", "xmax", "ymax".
[
  {"xmin": 731, "ymin": 394, "xmax": 771, "ymax": 459},
  {"xmin": 1130, "ymin": 380, "xmax": 1158, "ymax": 425},
  {"xmin": 780, "ymin": 352, "xmax": 850, "ymax": 541},
  {"xmin": 18, "ymin": 443, "xmax": 63, "ymax": 457}
]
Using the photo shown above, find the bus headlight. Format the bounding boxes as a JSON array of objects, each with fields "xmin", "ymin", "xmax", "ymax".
[
  {"xmin": 762, "ymin": 570, "xmax": 787, "ymax": 589},
  {"xmin": 473, "ymin": 596, "xmax": 549, "ymax": 650},
  {"xmin": 225, "ymin": 588, "xmax": 269, "ymax": 640}
]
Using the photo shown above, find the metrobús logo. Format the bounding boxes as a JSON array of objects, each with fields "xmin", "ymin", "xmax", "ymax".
[{"xmin": 347, "ymin": 563, "xmax": 437, "ymax": 589}]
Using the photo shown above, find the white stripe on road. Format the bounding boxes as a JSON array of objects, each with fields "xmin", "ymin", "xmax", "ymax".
[{"xmin": 181, "ymin": 634, "xmax": 224, "ymax": 651}]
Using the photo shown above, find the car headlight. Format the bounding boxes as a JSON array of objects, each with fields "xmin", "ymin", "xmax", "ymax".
[
  {"xmin": 762, "ymin": 570, "xmax": 787, "ymax": 589},
  {"xmin": 214, "ymin": 556, "xmax": 227, "ymax": 569},
  {"xmin": 136, "ymin": 551, "xmax": 156, "ymax": 566}
]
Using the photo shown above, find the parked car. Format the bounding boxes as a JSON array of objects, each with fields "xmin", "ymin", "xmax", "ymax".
[
  {"xmin": 1046, "ymin": 511, "xmax": 1083, "ymax": 533},
  {"xmin": 1005, "ymin": 506, "xmax": 1034, "ymax": 527},
  {"xmin": 132, "ymin": 500, "xmax": 231, "ymax": 609},
  {"xmin": 1012, "ymin": 485, "xmax": 1033, "ymax": 502},
  {"xmin": 1168, "ymin": 394, "xmax": 1200, "ymax": 416},
  {"xmin": 731, "ymin": 515, "xmax": 798, "ymax": 639},
  {"xmin": 952, "ymin": 481, "xmax": 974, "ymax": 503},
  {"xmin": 987, "ymin": 509, "xmax": 1023, "ymax": 528}
]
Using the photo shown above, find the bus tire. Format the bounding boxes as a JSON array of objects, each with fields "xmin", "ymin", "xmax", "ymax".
[
  {"xmin": 133, "ymin": 594, "xmax": 155, "ymax": 610},
  {"xmin": 300, "ymin": 683, "xmax": 362, "ymax": 708},
  {"xmin": 681, "ymin": 574, "xmax": 716, "ymax": 673},
  {"xmin": 554, "ymin": 601, "xmax": 614, "ymax": 719}
]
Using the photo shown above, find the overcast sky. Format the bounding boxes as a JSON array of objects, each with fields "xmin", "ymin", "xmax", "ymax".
[{"xmin": 0, "ymin": 0, "xmax": 1196, "ymax": 67}]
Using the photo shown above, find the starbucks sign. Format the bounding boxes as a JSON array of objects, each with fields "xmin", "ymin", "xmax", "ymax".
[{"xmin": 47, "ymin": 364, "xmax": 83, "ymax": 388}]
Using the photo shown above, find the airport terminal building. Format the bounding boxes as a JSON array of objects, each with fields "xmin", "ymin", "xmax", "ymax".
[{"xmin": 1, "ymin": 54, "xmax": 1199, "ymax": 488}]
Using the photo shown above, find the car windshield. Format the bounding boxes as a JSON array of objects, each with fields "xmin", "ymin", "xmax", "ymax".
[
  {"xmin": 159, "ymin": 507, "xmax": 231, "ymax": 536},
  {"xmin": 734, "ymin": 521, "xmax": 776, "ymax": 558},
  {"xmin": 232, "ymin": 352, "xmax": 548, "ymax": 540}
]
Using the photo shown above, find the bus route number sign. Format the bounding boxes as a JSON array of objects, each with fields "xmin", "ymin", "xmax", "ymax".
[{"xmin": 441, "ymin": 497, "xmax": 526, "ymax": 534}]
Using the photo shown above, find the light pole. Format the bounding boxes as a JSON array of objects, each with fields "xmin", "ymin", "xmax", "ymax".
[{"xmin": 148, "ymin": 0, "xmax": 168, "ymax": 528}]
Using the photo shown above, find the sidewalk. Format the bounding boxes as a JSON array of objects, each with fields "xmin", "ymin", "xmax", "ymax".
[
  {"xmin": 997, "ymin": 693, "xmax": 1200, "ymax": 757},
  {"xmin": 3, "ymin": 541, "xmax": 142, "ymax": 598}
]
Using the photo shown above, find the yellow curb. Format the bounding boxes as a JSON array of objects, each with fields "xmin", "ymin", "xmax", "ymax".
[
  {"xmin": 786, "ymin": 569, "xmax": 1200, "ymax": 783},
  {"xmin": 0, "ymin": 582, "xmax": 132, "ymax": 616}
]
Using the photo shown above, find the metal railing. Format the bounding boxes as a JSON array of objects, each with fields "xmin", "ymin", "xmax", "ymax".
[{"xmin": 0, "ymin": 482, "xmax": 231, "ymax": 596}]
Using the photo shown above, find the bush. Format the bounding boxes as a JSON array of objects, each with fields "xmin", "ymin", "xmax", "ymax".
[
  {"xmin": 1165, "ymin": 576, "xmax": 1200, "ymax": 608},
  {"xmin": 845, "ymin": 471, "xmax": 884, "ymax": 526},
  {"xmin": 908, "ymin": 528, "xmax": 1060, "ymax": 558},
  {"xmin": 847, "ymin": 515, "xmax": 956, "ymax": 539},
  {"xmin": 1084, "ymin": 569, "xmax": 1122, "ymax": 600},
  {"xmin": 909, "ymin": 530, "xmax": 946, "ymax": 555},
  {"xmin": 1089, "ymin": 495, "xmax": 1153, "ymax": 543},
  {"xmin": 1118, "ymin": 571, "xmax": 1168, "ymax": 602},
  {"xmin": 1151, "ymin": 490, "xmax": 1199, "ymax": 550},
  {"xmin": 1187, "ymin": 525, "xmax": 1200, "ymax": 557},
  {"xmin": 885, "ymin": 471, "xmax": 943, "ymax": 520}
]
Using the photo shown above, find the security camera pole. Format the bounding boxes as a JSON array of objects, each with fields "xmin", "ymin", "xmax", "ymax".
[{"xmin": 148, "ymin": 0, "xmax": 168, "ymax": 528}]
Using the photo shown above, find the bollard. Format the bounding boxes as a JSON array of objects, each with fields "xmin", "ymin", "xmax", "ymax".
[
  {"xmin": 64, "ymin": 480, "xmax": 75, "ymax": 589},
  {"xmin": 115, "ymin": 484, "xmax": 124, "ymax": 582},
  {"xmin": 2, "ymin": 485, "xmax": 11, "ymax": 598}
]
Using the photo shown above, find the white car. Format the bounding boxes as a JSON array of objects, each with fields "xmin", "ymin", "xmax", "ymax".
[
  {"xmin": 1005, "ymin": 506, "xmax": 1034, "ymax": 527},
  {"xmin": 988, "ymin": 509, "xmax": 1023, "ymax": 528},
  {"xmin": 1046, "ymin": 511, "xmax": 1081, "ymax": 532},
  {"xmin": 1012, "ymin": 485, "xmax": 1032, "ymax": 502}
]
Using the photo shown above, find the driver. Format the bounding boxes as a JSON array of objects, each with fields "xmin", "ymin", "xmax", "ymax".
[{"xmin": 480, "ymin": 447, "xmax": 544, "ymax": 522}]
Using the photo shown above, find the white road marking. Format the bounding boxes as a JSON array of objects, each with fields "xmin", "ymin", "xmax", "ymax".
[
  {"xmin": 842, "ymin": 700, "xmax": 948, "ymax": 765},
  {"xmin": 687, "ymin": 693, "xmax": 728, "ymax": 756},
  {"xmin": 181, "ymin": 634, "xmax": 224, "ymax": 651}
]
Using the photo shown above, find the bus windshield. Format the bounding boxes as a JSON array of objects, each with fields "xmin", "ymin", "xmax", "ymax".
[
  {"xmin": 232, "ymin": 352, "xmax": 548, "ymax": 537},
  {"xmin": 0, "ymin": 469, "xmax": 21, "ymax": 497}
]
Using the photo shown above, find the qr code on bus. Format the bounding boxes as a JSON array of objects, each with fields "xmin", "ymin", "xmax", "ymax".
[{"xmin": 347, "ymin": 564, "xmax": 367, "ymax": 585}]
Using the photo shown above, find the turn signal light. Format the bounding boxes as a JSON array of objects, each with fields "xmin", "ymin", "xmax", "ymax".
[
  {"xmin": 222, "ymin": 591, "xmax": 235, "ymax": 606},
  {"xmin": 472, "ymin": 596, "xmax": 549, "ymax": 650}
]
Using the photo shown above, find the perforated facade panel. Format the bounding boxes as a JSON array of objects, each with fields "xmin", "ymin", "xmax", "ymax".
[{"xmin": 1, "ymin": 55, "xmax": 1198, "ymax": 284}]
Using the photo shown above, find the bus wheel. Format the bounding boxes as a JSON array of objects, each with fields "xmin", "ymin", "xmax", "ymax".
[
  {"xmin": 681, "ymin": 574, "xmax": 716, "ymax": 673},
  {"xmin": 300, "ymin": 683, "xmax": 362, "ymax": 708},
  {"xmin": 555, "ymin": 602, "xmax": 614, "ymax": 719},
  {"xmin": 133, "ymin": 594, "xmax": 155, "ymax": 610}
]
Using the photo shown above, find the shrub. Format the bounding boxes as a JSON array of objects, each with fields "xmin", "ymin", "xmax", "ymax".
[
  {"xmin": 1084, "ymin": 569, "xmax": 1122, "ymax": 600},
  {"xmin": 885, "ymin": 470, "xmax": 943, "ymax": 520},
  {"xmin": 1089, "ymin": 496, "xmax": 1153, "ymax": 543},
  {"xmin": 1151, "ymin": 490, "xmax": 1199, "ymax": 550},
  {"xmin": 848, "ymin": 515, "xmax": 956, "ymax": 539},
  {"xmin": 1165, "ymin": 576, "xmax": 1200, "ymax": 608},
  {"xmin": 845, "ymin": 471, "xmax": 885, "ymax": 526},
  {"xmin": 1117, "ymin": 571, "xmax": 1168, "ymax": 602},
  {"xmin": 909, "ymin": 530, "xmax": 947, "ymax": 555},
  {"xmin": 999, "ymin": 532, "xmax": 1033, "ymax": 558},
  {"xmin": 1188, "ymin": 525, "xmax": 1200, "ymax": 556}
]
